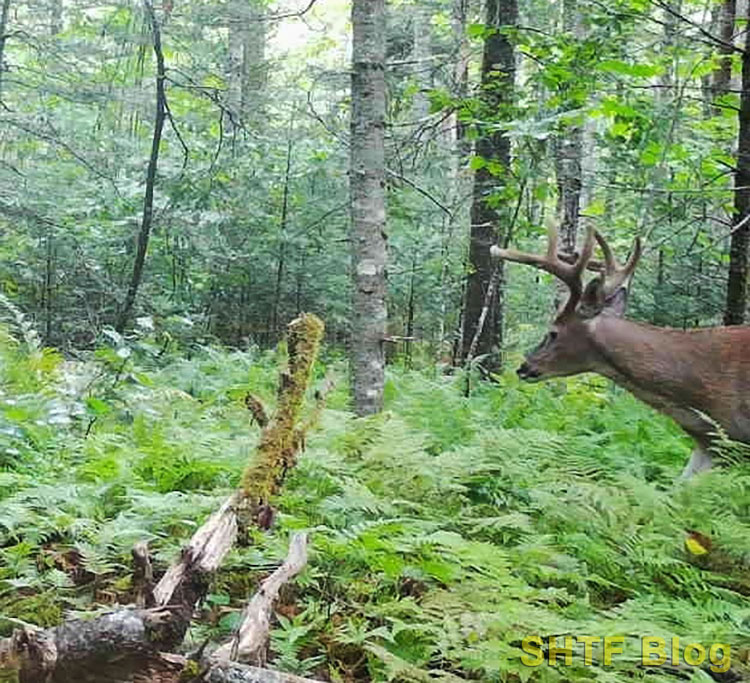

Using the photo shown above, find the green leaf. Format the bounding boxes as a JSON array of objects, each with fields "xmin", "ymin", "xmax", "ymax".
[
  {"xmin": 640, "ymin": 140, "xmax": 663, "ymax": 166},
  {"xmin": 467, "ymin": 23, "xmax": 487, "ymax": 38},
  {"xmin": 598, "ymin": 59, "xmax": 663, "ymax": 78},
  {"xmin": 469, "ymin": 156, "xmax": 486, "ymax": 171},
  {"xmin": 85, "ymin": 397, "xmax": 112, "ymax": 417},
  {"xmin": 582, "ymin": 199, "xmax": 607, "ymax": 217}
]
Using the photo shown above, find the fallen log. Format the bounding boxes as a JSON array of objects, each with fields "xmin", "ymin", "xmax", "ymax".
[
  {"xmin": 0, "ymin": 314, "xmax": 325, "ymax": 683},
  {"xmin": 202, "ymin": 662, "xmax": 323, "ymax": 683}
]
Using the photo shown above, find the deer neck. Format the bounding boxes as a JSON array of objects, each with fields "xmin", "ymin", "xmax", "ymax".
[{"xmin": 586, "ymin": 315, "xmax": 713, "ymax": 438}]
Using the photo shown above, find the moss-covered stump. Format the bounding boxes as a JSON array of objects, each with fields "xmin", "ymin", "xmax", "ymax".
[{"xmin": 240, "ymin": 314, "xmax": 324, "ymax": 520}]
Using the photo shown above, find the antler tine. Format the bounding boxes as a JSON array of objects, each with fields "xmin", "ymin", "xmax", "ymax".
[
  {"xmin": 593, "ymin": 231, "xmax": 643, "ymax": 296},
  {"xmin": 594, "ymin": 230, "xmax": 617, "ymax": 275},
  {"xmin": 623, "ymin": 236, "xmax": 643, "ymax": 278},
  {"xmin": 496, "ymin": 225, "xmax": 588, "ymax": 280},
  {"xmin": 494, "ymin": 223, "xmax": 595, "ymax": 320},
  {"xmin": 571, "ymin": 224, "xmax": 595, "ymax": 277}
]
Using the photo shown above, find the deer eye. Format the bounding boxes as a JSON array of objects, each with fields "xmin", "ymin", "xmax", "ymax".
[{"xmin": 547, "ymin": 331, "xmax": 558, "ymax": 344}]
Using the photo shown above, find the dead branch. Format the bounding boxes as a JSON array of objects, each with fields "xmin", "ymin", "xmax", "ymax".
[
  {"xmin": 0, "ymin": 607, "xmax": 181, "ymax": 682},
  {"xmin": 153, "ymin": 492, "xmax": 240, "ymax": 607},
  {"xmin": 210, "ymin": 533, "xmax": 309, "ymax": 666},
  {"xmin": 240, "ymin": 314, "xmax": 324, "ymax": 515},
  {"xmin": 132, "ymin": 540, "xmax": 155, "ymax": 608},
  {"xmin": 202, "ymin": 662, "xmax": 325, "ymax": 682},
  {"xmin": 0, "ymin": 314, "xmax": 325, "ymax": 683},
  {"xmin": 245, "ymin": 394, "xmax": 270, "ymax": 428}
]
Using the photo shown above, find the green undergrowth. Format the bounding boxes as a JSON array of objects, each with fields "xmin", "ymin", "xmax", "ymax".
[{"xmin": 0, "ymin": 325, "xmax": 748, "ymax": 681}]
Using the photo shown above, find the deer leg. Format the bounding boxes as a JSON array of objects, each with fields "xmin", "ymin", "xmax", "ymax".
[{"xmin": 679, "ymin": 445, "xmax": 713, "ymax": 480}]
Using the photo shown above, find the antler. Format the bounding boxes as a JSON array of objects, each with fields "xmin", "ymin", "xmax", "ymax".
[
  {"xmin": 594, "ymin": 230, "xmax": 642, "ymax": 299},
  {"xmin": 493, "ymin": 224, "xmax": 595, "ymax": 321}
]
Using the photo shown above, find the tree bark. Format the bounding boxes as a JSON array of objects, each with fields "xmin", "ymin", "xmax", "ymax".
[
  {"xmin": 116, "ymin": 0, "xmax": 167, "ymax": 333},
  {"xmin": 712, "ymin": 0, "xmax": 736, "ymax": 113},
  {"xmin": 724, "ymin": 1, "xmax": 750, "ymax": 325},
  {"xmin": 411, "ymin": 3, "xmax": 431, "ymax": 121},
  {"xmin": 553, "ymin": 0, "xmax": 584, "ymax": 254},
  {"xmin": 554, "ymin": 131, "xmax": 582, "ymax": 252},
  {"xmin": 350, "ymin": 0, "xmax": 388, "ymax": 415},
  {"xmin": 43, "ymin": 229, "xmax": 54, "ymax": 346},
  {"xmin": 437, "ymin": 0, "xmax": 471, "ymax": 361},
  {"xmin": 0, "ymin": 0, "xmax": 12, "ymax": 101},
  {"xmin": 460, "ymin": 0, "xmax": 516, "ymax": 372},
  {"xmin": 49, "ymin": 0, "xmax": 63, "ymax": 35},
  {"xmin": 227, "ymin": 0, "xmax": 267, "ymax": 126},
  {"xmin": 272, "ymin": 134, "xmax": 294, "ymax": 340},
  {"xmin": 553, "ymin": 0, "xmax": 584, "ymax": 315}
]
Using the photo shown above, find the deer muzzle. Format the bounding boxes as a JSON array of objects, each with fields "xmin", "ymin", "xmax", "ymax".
[{"xmin": 517, "ymin": 361, "xmax": 541, "ymax": 381}]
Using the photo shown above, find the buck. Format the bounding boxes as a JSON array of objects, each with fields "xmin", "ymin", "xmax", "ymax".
[{"xmin": 493, "ymin": 225, "xmax": 750, "ymax": 478}]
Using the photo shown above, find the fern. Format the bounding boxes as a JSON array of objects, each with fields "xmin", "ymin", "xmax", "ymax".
[{"xmin": 0, "ymin": 344, "xmax": 747, "ymax": 681}]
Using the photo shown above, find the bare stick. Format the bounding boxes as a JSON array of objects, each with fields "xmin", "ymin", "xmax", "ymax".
[
  {"xmin": 131, "ymin": 541, "xmax": 155, "ymax": 608},
  {"xmin": 211, "ymin": 533, "xmax": 309, "ymax": 666}
]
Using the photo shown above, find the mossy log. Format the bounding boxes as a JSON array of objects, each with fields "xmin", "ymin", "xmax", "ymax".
[
  {"xmin": 0, "ymin": 314, "xmax": 325, "ymax": 683},
  {"xmin": 241, "ymin": 313, "xmax": 324, "ymax": 503}
]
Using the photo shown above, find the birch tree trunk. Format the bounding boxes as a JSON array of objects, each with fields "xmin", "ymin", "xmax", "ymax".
[
  {"xmin": 411, "ymin": 2, "xmax": 431, "ymax": 121},
  {"xmin": 227, "ymin": 0, "xmax": 267, "ymax": 126},
  {"xmin": 49, "ymin": 0, "xmax": 63, "ymax": 35},
  {"xmin": 554, "ymin": 0, "xmax": 583, "ymax": 255},
  {"xmin": 442, "ymin": 0, "xmax": 473, "ymax": 363},
  {"xmin": 0, "ymin": 0, "xmax": 12, "ymax": 100},
  {"xmin": 724, "ymin": 1, "xmax": 750, "ymax": 325},
  {"xmin": 350, "ymin": 0, "xmax": 388, "ymax": 415},
  {"xmin": 460, "ymin": 0, "xmax": 516, "ymax": 372},
  {"xmin": 712, "ymin": 0, "xmax": 736, "ymax": 113}
]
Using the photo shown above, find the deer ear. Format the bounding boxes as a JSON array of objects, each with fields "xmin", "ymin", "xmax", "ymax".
[
  {"xmin": 603, "ymin": 287, "xmax": 628, "ymax": 317},
  {"xmin": 579, "ymin": 277, "xmax": 605, "ymax": 318}
]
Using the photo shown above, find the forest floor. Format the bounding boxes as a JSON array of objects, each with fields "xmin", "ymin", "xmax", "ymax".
[{"xmin": 0, "ymin": 330, "xmax": 748, "ymax": 682}]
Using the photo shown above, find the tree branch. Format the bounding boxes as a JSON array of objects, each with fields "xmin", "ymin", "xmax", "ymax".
[{"xmin": 210, "ymin": 533, "xmax": 309, "ymax": 666}]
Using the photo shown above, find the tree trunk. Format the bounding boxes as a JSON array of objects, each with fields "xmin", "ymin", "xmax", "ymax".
[
  {"xmin": 437, "ymin": 0, "xmax": 471, "ymax": 361},
  {"xmin": 0, "ymin": 0, "xmax": 12, "ymax": 100},
  {"xmin": 272, "ymin": 134, "xmax": 293, "ymax": 340},
  {"xmin": 460, "ymin": 0, "xmax": 516, "ymax": 372},
  {"xmin": 712, "ymin": 0, "xmax": 736, "ymax": 113},
  {"xmin": 553, "ymin": 0, "xmax": 583, "ymax": 254},
  {"xmin": 227, "ymin": 0, "xmax": 267, "ymax": 126},
  {"xmin": 405, "ymin": 253, "xmax": 416, "ymax": 369},
  {"xmin": 553, "ymin": 0, "xmax": 584, "ymax": 316},
  {"xmin": 44, "ymin": 229, "xmax": 54, "ymax": 346},
  {"xmin": 49, "ymin": 0, "xmax": 63, "ymax": 35},
  {"xmin": 411, "ymin": 3, "xmax": 431, "ymax": 121},
  {"xmin": 116, "ymin": 0, "xmax": 167, "ymax": 333},
  {"xmin": 724, "ymin": 1, "xmax": 750, "ymax": 325},
  {"xmin": 350, "ymin": 0, "xmax": 388, "ymax": 416},
  {"xmin": 554, "ymin": 131, "xmax": 582, "ymax": 253},
  {"xmin": 451, "ymin": 0, "xmax": 472, "ymax": 160}
]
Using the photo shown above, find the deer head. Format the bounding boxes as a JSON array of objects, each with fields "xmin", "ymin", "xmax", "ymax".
[{"xmin": 494, "ymin": 225, "xmax": 642, "ymax": 381}]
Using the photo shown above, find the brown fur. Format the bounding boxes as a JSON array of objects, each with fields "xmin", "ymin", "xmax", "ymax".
[
  {"xmin": 523, "ymin": 314, "xmax": 750, "ymax": 461},
  {"xmin": 589, "ymin": 318, "xmax": 750, "ymax": 446},
  {"xmin": 505, "ymin": 227, "xmax": 750, "ymax": 475}
]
